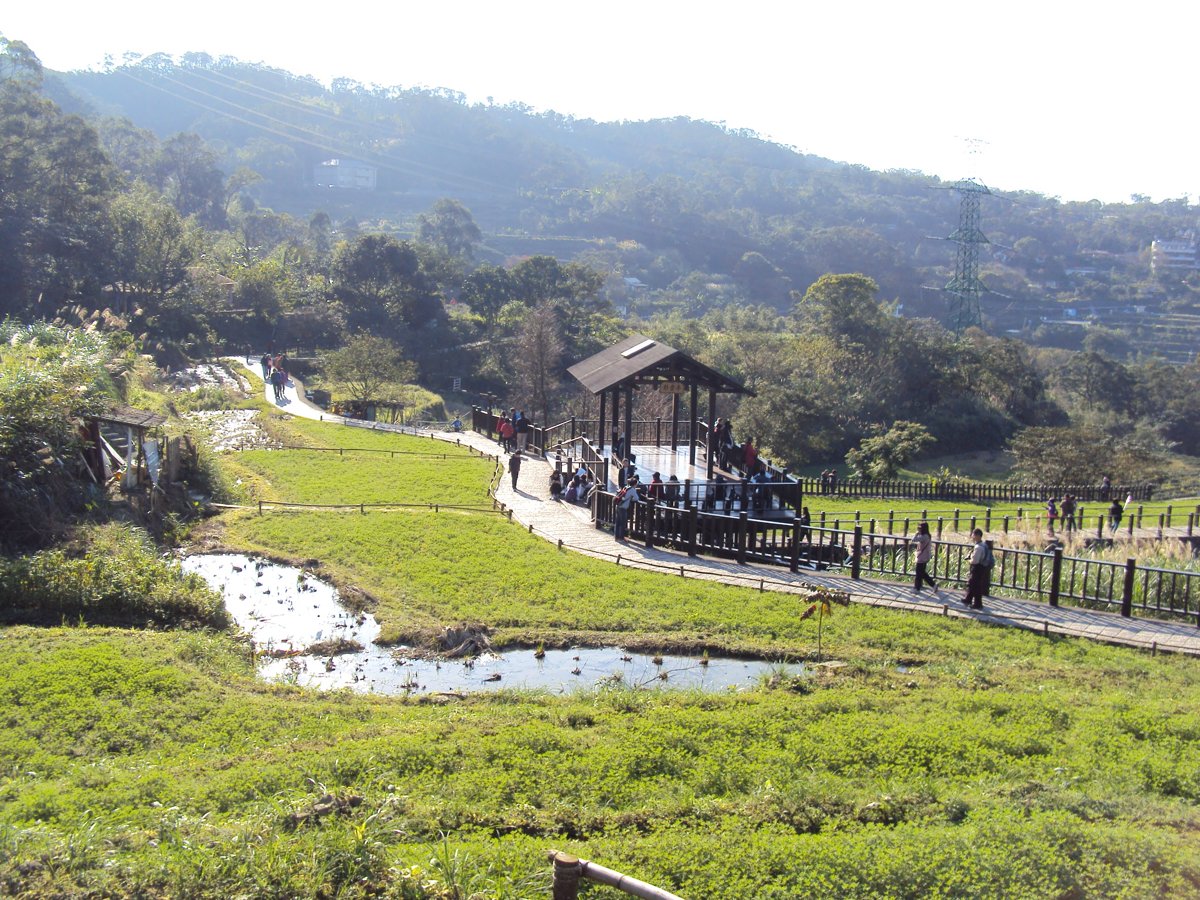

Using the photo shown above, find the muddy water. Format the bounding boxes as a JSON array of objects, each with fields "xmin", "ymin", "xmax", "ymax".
[{"xmin": 182, "ymin": 554, "xmax": 783, "ymax": 694}]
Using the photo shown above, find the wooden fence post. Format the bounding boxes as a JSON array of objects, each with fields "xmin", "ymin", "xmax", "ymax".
[
  {"xmin": 1048, "ymin": 547, "xmax": 1063, "ymax": 607},
  {"xmin": 645, "ymin": 498, "xmax": 656, "ymax": 550},
  {"xmin": 1121, "ymin": 558, "xmax": 1136, "ymax": 618},
  {"xmin": 736, "ymin": 513, "xmax": 748, "ymax": 565},
  {"xmin": 790, "ymin": 516, "xmax": 801, "ymax": 573},
  {"xmin": 851, "ymin": 526, "xmax": 863, "ymax": 580},
  {"xmin": 687, "ymin": 505, "xmax": 698, "ymax": 557},
  {"xmin": 551, "ymin": 852, "xmax": 582, "ymax": 900}
]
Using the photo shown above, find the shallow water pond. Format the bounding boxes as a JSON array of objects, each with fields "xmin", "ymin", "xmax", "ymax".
[{"xmin": 182, "ymin": 553, "xmax": 784, "ymax": 694}]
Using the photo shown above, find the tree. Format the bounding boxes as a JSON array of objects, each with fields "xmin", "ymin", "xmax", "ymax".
[
  {"xmin": 0, "ymin": 75, "xmax": 116, "ymax": 317},
  {"xmin": 329, "ymin": 234, "xmax": 442, "ymax": 333},
  {"xmin": 319, "ymin": 333, "xmax": 416, "ymax": 403},
  {"xmin": 513, "ymin": 303, "xmax": 565, "ymax": 427},
  {"xmin": 792, "ymin": 273, "xmax": 890, "ymax": 351},
  {"xmin": 107, "ymin": 184, "xmax": 195, "ymax": 314},
  {"xmin": 845, "ymin": 421, "xmax": 935, "ymax": 479},
  {"xmin": 153, "ymin": 133, "xmax": 227, "ymax": 227},
  {"xmin": 461, "ymin": 265, "xmax": 515, "ymax": 336},
  {"xmin": 1008, "ymin": 425, "xmax": 1117, "ymax": 484},
  {"xmin": 417, "ymin": 198, "xmax": 482, "ymax": 259}
]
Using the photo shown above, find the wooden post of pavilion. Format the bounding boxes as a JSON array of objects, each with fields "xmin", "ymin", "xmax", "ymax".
[
  {"xmin": 598, "ymin": 390, "xmax": 607, "ymax": 451},
  {"xmin": 707, "ymin": 388, "xmax": 717, "ymax": 479},
  {"xmin": 624, "ymin": 383, "xmax": 634, "ymax": 458},
  {"xmin": 670, "ymin": 392, "xmax": 680, "ymax": 452},
  {"xmin": 688, "ymin": 382, "xmax": 698, "ymax": 467}
]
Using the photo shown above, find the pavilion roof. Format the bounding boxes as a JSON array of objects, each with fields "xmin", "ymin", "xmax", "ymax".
[{"xmin": 567, "ymin": 334, "xmax": 753, "ymax": 396}]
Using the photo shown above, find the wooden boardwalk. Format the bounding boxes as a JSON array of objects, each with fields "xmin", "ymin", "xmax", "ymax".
[{"xmin": 241, "ymin": 361, "xmax": 1200, "ymax": 659}]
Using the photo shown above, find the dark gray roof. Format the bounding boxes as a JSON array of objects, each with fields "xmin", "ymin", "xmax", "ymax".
[
  {"xmin": 567, "ymin": 334, "xmax": 753, "ymax": 396},
  {"xmin": 96, "ymin": 406, "xmax": 167, "ymax": 429}
]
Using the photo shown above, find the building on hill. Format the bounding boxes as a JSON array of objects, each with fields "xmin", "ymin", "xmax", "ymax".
[
  {"xmin": 1151, "ymin": 238, "xmax": 1198, "ymax": 274},
  {"xmin": 314, "ymin": 159, "xmax": 377, "ymax": 191}
]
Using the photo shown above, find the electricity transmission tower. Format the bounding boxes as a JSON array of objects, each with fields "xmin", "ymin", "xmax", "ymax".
[{"xmin": 944, "ymin": 178, "xmax": 992, "ymax": 333}]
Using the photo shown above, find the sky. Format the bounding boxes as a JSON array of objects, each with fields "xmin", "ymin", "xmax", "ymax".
[{"xmin": 4, "ymin": 1, "xmax": 1197, "ymax": 204}]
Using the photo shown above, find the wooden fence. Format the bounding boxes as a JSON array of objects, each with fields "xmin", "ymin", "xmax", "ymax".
[
  {"xmin": 800, "ymin": 476, "xmax": 1155, "ymax": 504},
  {"xmin": 474, "ymin": 410, "xmax": 1156, "ymax": 506},
  {"xmin": 591, "ymin": 490, "xmax": 1200, "ymax": 626}
]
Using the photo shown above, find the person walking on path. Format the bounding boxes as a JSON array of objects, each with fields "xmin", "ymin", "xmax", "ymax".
[
  {"xmin": 508, "ymin": 451, "xmax": 522, "ymax": 491},
  {"xmin": 1061, "ymin": 494, "xmax": 1076, "ymax": 533},
  {"xmin": 1109, "ymin": 496, "xmax": 1124, "ymax": 533},
  {"xmin": 961, "ymin": 528, "xmax": 992, "ymax": 609},
  {"xmin": 1046, "ymin": 497, "xmax": 1058, "ymax": 536},
  {"xmin": 260, "ymin": 352, "xmax": 271, "ymax": 379},
  {"xmin": 515, "ymin": 410, "xmax": 530, "ymax": 452},
  {"xmin": 911, "ymin": 522, "xmax": 937, "ymax": 592}
]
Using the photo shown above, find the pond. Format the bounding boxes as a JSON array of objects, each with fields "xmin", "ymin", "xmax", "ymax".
[{"xmin": 181, "ymin": 554, "xmax": 785, "ymax": 695}]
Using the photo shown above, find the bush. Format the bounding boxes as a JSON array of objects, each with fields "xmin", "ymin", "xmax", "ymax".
[{"xmin": 0, "ymin": 524, "xmax": 227, "ymax": 629}]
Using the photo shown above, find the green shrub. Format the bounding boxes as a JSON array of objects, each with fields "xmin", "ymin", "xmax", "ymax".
[{"xmin": 0, "ymin": 524, "xmax": 227, "ymax": 629}]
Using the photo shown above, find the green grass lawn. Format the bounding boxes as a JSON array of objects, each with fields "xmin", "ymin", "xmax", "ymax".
[{"xmin": 4, "ymin": 412, "xmax": 1200, "ymax": 898}]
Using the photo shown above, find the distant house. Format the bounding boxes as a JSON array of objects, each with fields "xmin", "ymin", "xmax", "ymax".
[
  {"xmin": 1151, "ymin": 238, "xmax": 1198, "ymax": 273},
  {"xmin": 314, "ymin": 158, "xmax": 377, "ymax": 191}
]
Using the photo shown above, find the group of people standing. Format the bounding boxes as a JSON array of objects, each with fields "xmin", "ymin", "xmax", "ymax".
[
  {"xmin": 495, "ymin": 409, "xmax": 530, "ymax": 453},
  {"xmin": 260, "ymin": 351, "xmax": 289, "ymax": 402},
  {"xmin": 711, "ymin": 418, "xmax": 760, "ymax": 478}
]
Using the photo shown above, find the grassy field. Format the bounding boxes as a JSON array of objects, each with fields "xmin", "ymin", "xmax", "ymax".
[{"xmin": 3, "ymin": 414, "xmax": 1200, "ymax": 898}]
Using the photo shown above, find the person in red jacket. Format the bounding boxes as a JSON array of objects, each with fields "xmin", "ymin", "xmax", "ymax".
[{"xmin": 742, "ymin": 437, "xmax": 758, "ymax": 474}]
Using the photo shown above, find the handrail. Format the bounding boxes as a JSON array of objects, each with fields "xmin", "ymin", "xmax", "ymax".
[{"xmin": 588, "ymin": 488, "xmax": 1200, "ymax": 626}]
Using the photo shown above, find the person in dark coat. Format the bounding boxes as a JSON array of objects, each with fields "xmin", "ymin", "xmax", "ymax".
[{"xmin": 508, "ymin": 451, "xmax": 522, "ymax": 490}]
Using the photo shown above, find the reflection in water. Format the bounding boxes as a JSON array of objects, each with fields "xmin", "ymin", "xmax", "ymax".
[{"xmin": 182, "ymin": 553, "xmax": 785, "ymax": 694}]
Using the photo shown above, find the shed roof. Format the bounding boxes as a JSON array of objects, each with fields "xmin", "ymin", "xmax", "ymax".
[
  {"xmin": 96, "ymin": 406, "xmax": 167, "ymax": 429},
  {"xmin": 567, "ymin": 334, "xmax": 752, "ymax": 396}
]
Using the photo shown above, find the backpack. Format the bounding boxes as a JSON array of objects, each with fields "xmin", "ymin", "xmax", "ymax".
[{"xmin": 982, "ymin": 544, "xmax": 995, "ymax": 568}]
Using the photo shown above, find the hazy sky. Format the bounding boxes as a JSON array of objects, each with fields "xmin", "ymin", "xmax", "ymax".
[{"xmin": 5, "ymin": 1, "xmax": 1196, "ymax": 204}]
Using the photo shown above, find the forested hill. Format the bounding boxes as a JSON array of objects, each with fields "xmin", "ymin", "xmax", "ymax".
[{"xmin": 50, "ymin": 55, "xmax": 1200, "ymax": 338}]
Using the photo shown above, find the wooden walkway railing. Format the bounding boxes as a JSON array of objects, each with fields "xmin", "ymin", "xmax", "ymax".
[
  {"xmin": 590, "ymin": 490, "xmax": 1200, "ymax": 626},
  {"xmin": 474, "ymin": 410, "xmax": 1154, "ymax": 506}
]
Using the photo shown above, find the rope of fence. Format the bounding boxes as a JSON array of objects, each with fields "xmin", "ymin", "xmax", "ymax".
[
  {"xmin": 236, "ymin": 442, "xmax": 484, "ymax": 459},
  {"xmin": 210, "ymin": 500, "xmax": 504, "ymax": 515}
]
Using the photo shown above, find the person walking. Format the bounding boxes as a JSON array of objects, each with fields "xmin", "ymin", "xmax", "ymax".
[
  {"xmin": 1046, "ymin": 497, "xmax": 1058, "ymax": 536},
  {"xmin": 961, "ymin": 528, "xmax": 992, "ymax": 609},
  {"xmin": 911, "ymin": 522, "xmax": 937, "ymax": 592},
  {"xmin": 1061, "ymin": 494, "xmax": 1076, "ymax": 533},
  {"xmin": 260, "ymin": 352, "xmax": 271, "ymax": 379},
  {"xmin": 508, "ymin": 451, "xmax": 522, "ymax": 491},
  {"xmin": 515, "ymin": 410, "xmax": 530, "ymax": 452},
  {"xmin": 1109, "ymin": 496, "xmax": 1124, "ymax": 533}
]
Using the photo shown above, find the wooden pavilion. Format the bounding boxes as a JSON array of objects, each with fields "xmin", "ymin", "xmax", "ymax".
[{"xmin": 566, "ymin": 334, "xmax": 753, "ymax": 478}]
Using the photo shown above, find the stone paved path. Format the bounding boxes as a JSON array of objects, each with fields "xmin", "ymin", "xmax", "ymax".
[{"xmin": 232, "ymin": 358, "xmax": 1200, "ymax": 658}]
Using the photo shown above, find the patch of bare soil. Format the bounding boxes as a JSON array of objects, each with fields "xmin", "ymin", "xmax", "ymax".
[
  {"xmin": 180, "ymin": 409, "xmax": 276, "ymax": 452},
  {"xmin": 169, "ymin": 362, "xmax": 250, "ymax": 393}
]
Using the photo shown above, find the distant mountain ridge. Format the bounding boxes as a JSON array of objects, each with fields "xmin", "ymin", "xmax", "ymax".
[{"xmin": 50, "ymin": 55, "xmax": 1200, "ymax": 354}]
